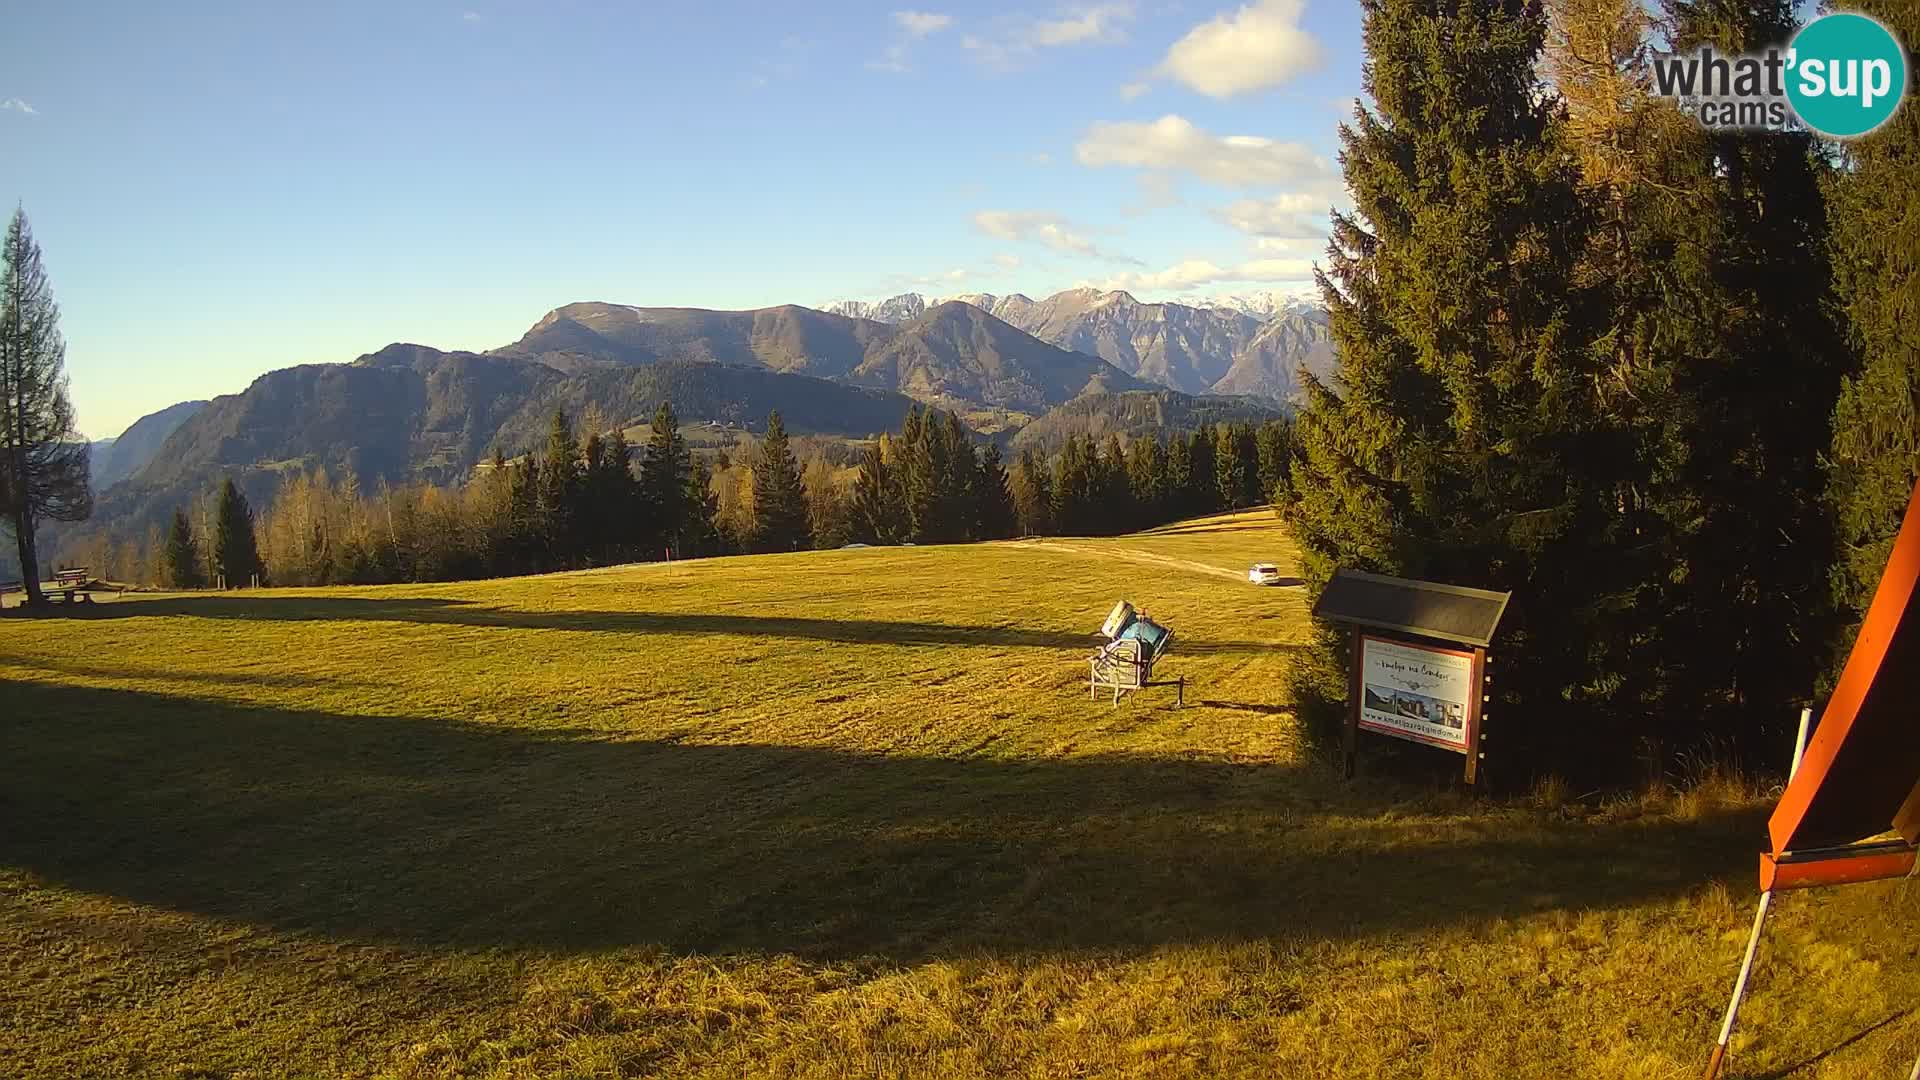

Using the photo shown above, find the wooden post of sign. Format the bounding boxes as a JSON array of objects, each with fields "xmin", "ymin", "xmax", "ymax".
[
  {"xmin": 1462, "ymin": 646, "xmax": 1487, "ymax": 787},
  {"xmin": 1344, "ymin": 630, "xmax": 1359, "ymax": 772}
]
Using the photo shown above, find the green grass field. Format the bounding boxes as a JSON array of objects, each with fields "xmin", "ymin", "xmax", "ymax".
[{"xmin": 4, "ymin": 512, "xmax": 1919, "ymax": 1078}]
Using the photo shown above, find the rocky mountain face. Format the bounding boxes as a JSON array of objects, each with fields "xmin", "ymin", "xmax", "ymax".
[
  {"xmin": 90, "ymin": 400, "xmax": 209, "ymax": 490},
  {"xmin": 493, "ymin": 300, "xmax": 1148, "ymax": 414},
  {"xmin": 820, "ymin": 294, "xmax": 930, "ymax": 323},
  {"xmin": 814, "ymin": 288, "xmax": 1336, "ymax": 405},
  {"xmin": 82, "ymin": 346, "xmax": 927, "ymax": 554}
]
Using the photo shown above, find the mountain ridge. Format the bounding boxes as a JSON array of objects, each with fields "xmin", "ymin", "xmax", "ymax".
[{"xmin": 820, "ymin": 288, "xmax": 1334, "ymax": 405}]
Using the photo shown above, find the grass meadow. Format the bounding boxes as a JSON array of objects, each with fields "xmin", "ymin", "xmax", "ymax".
[{"xmin": 4, "ymin": 512, "xmax": 1920, "ymax": 1077}]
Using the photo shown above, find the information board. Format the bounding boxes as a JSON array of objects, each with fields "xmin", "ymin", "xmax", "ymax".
[{"xmin": 1357, "ymin": 634, "xmax": 1477, "ymax": 753}]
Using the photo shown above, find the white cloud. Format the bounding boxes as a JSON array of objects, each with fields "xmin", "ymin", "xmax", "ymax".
[
  {"xmin": 1213, "ymin": 191, "xmax": 1327, "ymax": 238},
  {"xmin": 873, "ymin": 11, "xmax": 952, "ymax": 72},
  {"xmin": 1119, "ymin": 81, "xmax": 1150, "ymax": 100},
  {"xmin": 963, "ymin": 4, "xmax": 1133, "ymax": 68},
  {"xmin": 893, "ymin": 10, "xmax": 953, "ymax": 36},
  {"xmin": 1128, "ymin": 173, "xmax": 1183, "ymax": 214},
  {"xmin": 1075, "ymin": 114, "xmax": 1333, "ymax": 189},
  {"xmin": 994, "ymin": 253, "xmax": 1024, "ymax": 269},
  {"xmin": 1030, "ymin": 4, "xmax": 1131, "ymax": 45},
  {"xmin": 2, "ymin": 98, "xmax": 39, "ymax": 115},
  {"xmin": 1085, "ymin": 255, "xmax": 1316, "ymax": 292},
  {"xmin": 1156, "ymin": 0, "xmax": 1322, "ymax": 98},
  {"xmin": 973, "ymin": 210, "xmax": 1101, "ymax": 256},
  {"xmin": 868, "ymin": 46, "xmax": 913, "ymax": 73},
  {"xmin": 1252, "ymin": 235, "xmax": 1325, "ymax": 254}
]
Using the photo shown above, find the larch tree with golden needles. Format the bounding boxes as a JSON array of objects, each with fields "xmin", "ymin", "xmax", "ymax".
[{"xmin": 0, "ymin": 207, "xmax": 92, "ymax": 604}]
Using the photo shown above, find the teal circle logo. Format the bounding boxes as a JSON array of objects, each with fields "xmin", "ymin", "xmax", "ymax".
[{"xmin": 1786, "ymin": 13, "xmax": 1908, "ymax": 138}]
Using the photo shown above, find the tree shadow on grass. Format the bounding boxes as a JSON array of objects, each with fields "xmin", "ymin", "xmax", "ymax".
[
  {"xmin": 1746, "ymin": 1009, "xmax": 1913, "ymax": 1079},
  {"xmin": 36, "ymin": 595, "xmax": 1289, "ymax": 655},
  {"xmin": 1, "ymin": 680, "xmax": 1765, "ymax": 963}
]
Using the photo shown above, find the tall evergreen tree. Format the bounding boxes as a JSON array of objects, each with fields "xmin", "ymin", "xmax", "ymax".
[
  {"xmin": 580, "ymin": 431, "xmax": 610, "ymax": 564},
  {"xmin": 1824, "ymin": 0, "xmax": 1920, "ymax": 640},
  {"xmin": 641, "ymin": 402, "xmax": 693, "ymax": 557},
  {"xmin": 1214, "ymin": 423, "xmax": 1259, "ymax": 510},
  {"xmin": 1010, "ymin": 448, "xmax": 1053, "ymax": 536},
  {"xmin": 897, "ymin": 405, "xmax": 938, "ymax": 542},
  {"xmin": 212, "ymin": 477, "xmax": 262, "ymax": 588},
  {"xmin": 0, "ymin": 209, "xmax": 91, "ymax": 605},
  {"xmin": 1100, "ymin": 434, "xmax": 1134, "ymax": 533},
  {"xmin": 849, "ymin": 440, "xmax": 904, "ymax": 544},
  {"xmin": 680, "ymin": 458, "xmax": 723, "ymax": 558},
  {"xmin": 975, "ymin": 442, "xmax": 1016, "ymax": 540},
  {"xmin": 1288, "ymin": 0, "xmax": 1610, "ymax": 770},
  {"xmin": 1255, "ymin": 420, "xmax": 1291, "ymax": 505},
  {"xmin": 1050, "ymin": 435, "xmax": 1095, "ymax": 535},
  {"xmin": 1127, "ymin": 434, "xmax": 1167, "ymax": 524},
  {"xmin": 508, "ymin": 455, "xmax": 541, "ymax": 574},
  {"xmin": 1164, "ymin": 434, "xmax": 1193, "ymax": 522},
  {"xmin": 941, "ymin": 412, "xmax": 977, "ymax": 542},
  {"xmin": 165, "ymin": 508, "xmax": 203, "ymax": 589},
  {"xmin": 1647, "ymin": 0, "xmax": 1850, "ymax": 725},
  {"xmin": 751, "ymin": 411, "xmax": 809, "ymax": 552},
  {"xmin": 538, "ymin": 410, "xmax": 584, "ymax": 567},
  {"xmin": 1185, "ymin": 428, "xmax": 1217, "ymax": 518},
  {"xmin": 1550, "ymin": 0, "xmax": 1854, "ymax": 733}
]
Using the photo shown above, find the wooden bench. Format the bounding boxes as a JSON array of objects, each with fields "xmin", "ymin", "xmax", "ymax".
[{"xmin": 50, "ymin": 567, "xmax": 94, "ymax": 604}]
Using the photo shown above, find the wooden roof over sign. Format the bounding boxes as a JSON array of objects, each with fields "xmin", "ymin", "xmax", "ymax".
[
  {"xmin": 1769, "ymin": 477, "xmax": 1920, "ymax": 855},
  {"xmin": 1311, "ymin": 569, "xmax": 1512, "ymax": 648}
]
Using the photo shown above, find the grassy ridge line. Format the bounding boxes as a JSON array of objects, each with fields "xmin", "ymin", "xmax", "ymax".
[{"xmin": 2, "ymin": 512, "xmax": 1918, "ymax": 1077}]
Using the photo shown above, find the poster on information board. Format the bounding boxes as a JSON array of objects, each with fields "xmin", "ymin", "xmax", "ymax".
[{"xmin": 1357, "ymin": 634, "xmax": 1476, "ymax": 754}]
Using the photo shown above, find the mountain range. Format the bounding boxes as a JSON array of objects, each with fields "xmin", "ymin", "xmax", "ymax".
[
  {"xmin": 58, "ymin": 288, "xmax": 1334, "ymax": 564},
  {"xmin": 824, "ymin": 288, "xmax": 1335, "ymax": 403},
  {"xmin": 492, "ymin": 299, "xmax": 1147, "ymax": 415}
]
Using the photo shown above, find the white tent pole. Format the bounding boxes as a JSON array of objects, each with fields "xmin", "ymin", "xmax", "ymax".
[{"xmin": 1704, "ymin": 706, "xmax": 1812, "ymax": 1080}]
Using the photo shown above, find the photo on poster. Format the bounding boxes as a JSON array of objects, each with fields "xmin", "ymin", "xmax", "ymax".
[{"xmin": 1358, "ymin": 636, "xmax": 1474, "ymax": 752}]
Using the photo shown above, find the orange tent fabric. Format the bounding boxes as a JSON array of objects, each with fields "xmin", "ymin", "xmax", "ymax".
[{"xmin": 1767, "ymin": 478, "xmax": 1920, "ymax": 858}]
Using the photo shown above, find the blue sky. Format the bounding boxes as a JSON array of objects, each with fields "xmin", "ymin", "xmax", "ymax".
[{"xmin": 3, "ymin": 1, "xmax": 1364, "ymax": 438}]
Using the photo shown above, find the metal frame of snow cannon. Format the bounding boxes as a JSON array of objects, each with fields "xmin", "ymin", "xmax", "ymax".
[{"xmin": 1089, "ymin": 601, "xmax": 1183, "ymax": 707}]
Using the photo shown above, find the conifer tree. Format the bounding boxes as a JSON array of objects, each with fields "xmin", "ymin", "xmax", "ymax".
[
  {"xmin": 1824, "ymin": 0, "xmax": 1920, "ymax": 635},
  {"xmin": 580, "ymin": 431, "xmax": 610, "ymax": 564},
  {"xmin": 1127, "ymin": 435, "xmax": 1167, "ymax": 524},
  {"xmin": 849, "ymin": 441, "xmax": 904, "ymax": 544},
  {"xmin": 1010, "ymin": 448, "xmax": 1053, "ymax": 536},
  {"xmin": 751, "ymin": 411, "xmax": 809, "ymax": 552},
  {"xmin": 1288, "ymin": 0, "xmax": 1609, "ymax": 766},
  {"xmin": 539, "ymin": 410, "xmax": 583, "ymax": 567},
  {"xmin": 941, "ymin": 412, "xmax": 977, "ymax": 542},
  {"xmin": 1215, "ymin": 423, "xmax": 1258, "ymax": 510},
  {"xmin": 975, "ymin": 442, "xmax": 1016, "ymax": 540},
  {"xmin": 1164, "ymin": 434, "xmax": 1193, "ymax": 522},
  {"xmin": 509, "ymin": 455, "xmax": 541, "ymax": 574},
  {"xmin": 1185, "ymin": 429, "xmax": 1217, "ymax": 517},
  {"xmin": 681, "ymin": 458, "xmax": 723, "ymax": 558},
  {"xmin": 1549, "ymin": 0, "xmax": 1854, "ymax": 729},
  {"xmin": 1255, "ymin": 421, "xmax": 1291, "ymax": 505},
  {"xmin": 165, "ymin": 508, "xmax": 203, "ymax": 589},
  {"xmin": 641, "ymin": 402, "xmax": 692, "ymax": 557},
  {"xmin": 1100, "ymin": 434, "xmax": 1134, "ymax": 533},
  {"xmin": 212, "ymin": 477, "xmax": 262, "ymax": 588},
  {"xmin": 1050, "ymin": 435, "xmax": 1093, "ymax": 535},
  {"xmin": 1, "ymin": 208, "xmax": 91, "ymax": 605}
]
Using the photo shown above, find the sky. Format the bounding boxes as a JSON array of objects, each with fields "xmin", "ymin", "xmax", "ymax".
[{"xmin": 3, "ymin": 1, "xmax": 1365, "ymax": 439}]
